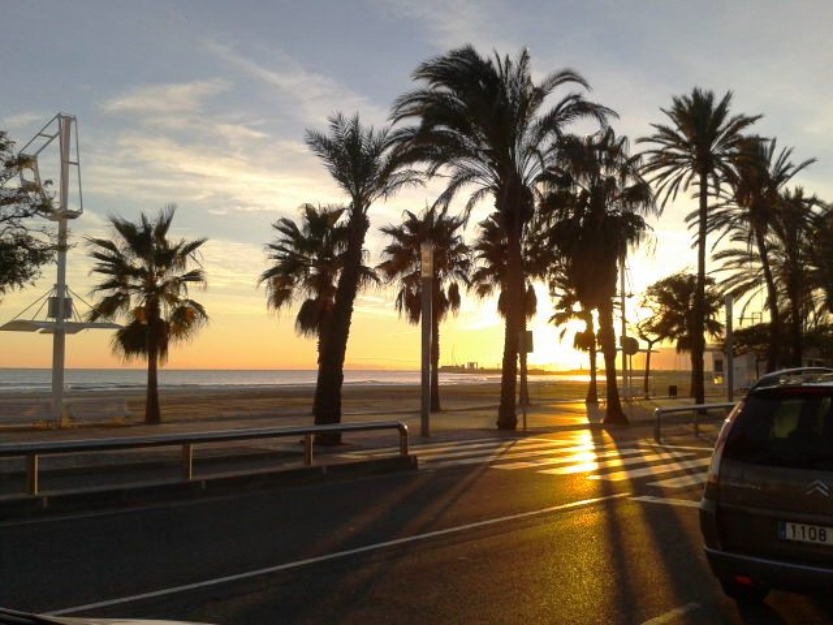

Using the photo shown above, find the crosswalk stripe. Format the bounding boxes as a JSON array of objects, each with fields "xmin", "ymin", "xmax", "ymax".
[
  {"xmin": 341, "ymin": 435, "xmax": 713, "ymax": 492},
  {"xmin": 540, "ymin": 451, "xmax": 695, "ymax": 476},
  {"xmin": 588, "ymin": 456, "xmax": 711, "ymax": 482},
  {"xmin": 425, "ymin": 444, "xmax": 606, "ymax": 469},
  {"xmin": 631, "ymin": 495, "xmax": 701, "ymax": 509},
  {"xmin": 415, "ymin": 439, "xmax": 590, "ymax": 461},
  {"xmin": 492, "ymin": 447, "xmax": 646, "ymax": 470},
  {"xmin": 342, "ymin": 437, "xmax": 591, "ymax": 460},
  {"xmin": 648, "ymin": 473, "xmax": 707, "ymax": 488}
]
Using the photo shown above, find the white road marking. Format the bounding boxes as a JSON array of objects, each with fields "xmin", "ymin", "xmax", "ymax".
[
  {"xmin": 542, "ymin": 451, "xmax": 694, "ymax": 476},
  {"xmin": 640, "ymin": 602, "xmax": 701, "ymax": 624},
  {"xmin": 47, "ymin": 492, "xmax": 629, "ymax": 616},
  {"xmin": 345, "ymin": 436, "xmax": 589, "ymax": 459},
  {"xmin": 648, "ymin": 473, "xmax": 707, "ymax": 489},
  {"xmin": 631, "ymin": 495, "xmax": 701, "ymax": 509},
  {"xmin": 588, "ymin": 455, "xmax": 711, "ymax": 481},
  {"xmin": 492, "ymin": 447, "xmax": 645, "ymax": 470}
]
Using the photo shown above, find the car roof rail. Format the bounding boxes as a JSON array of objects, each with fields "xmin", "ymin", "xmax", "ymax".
[{"xmin": 750, "ymin": 367, "xmax": 833, "ymax": 391}]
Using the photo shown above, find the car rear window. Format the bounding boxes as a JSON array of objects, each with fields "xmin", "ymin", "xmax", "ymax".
[{"xmin": 723, "ymin": 388, "xmax": 833, "ymax": 469}]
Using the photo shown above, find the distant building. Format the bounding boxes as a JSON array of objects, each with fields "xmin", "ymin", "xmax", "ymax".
[{"xmin": 710, "ymin": 345, "xmax": 830, "ymax": 391}]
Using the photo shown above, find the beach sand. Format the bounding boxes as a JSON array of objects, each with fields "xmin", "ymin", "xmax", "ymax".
[{"xmin": 0, "ymin": 371, "xmax": 702, "ymax": 427}]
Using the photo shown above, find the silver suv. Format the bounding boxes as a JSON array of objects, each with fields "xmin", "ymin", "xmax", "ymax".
[{"xmin": 700, "ymin": 367, "xmax": 833, "ymax": 602}]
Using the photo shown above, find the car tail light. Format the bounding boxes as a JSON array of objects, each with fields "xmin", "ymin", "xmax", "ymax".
[{"xmin": 704, "ymin": 401, "xmax": 743, "ymax": 498}]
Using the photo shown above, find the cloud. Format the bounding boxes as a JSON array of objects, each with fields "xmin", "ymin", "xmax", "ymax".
[
  {"xmin": 377, "ymin": 0, "xmax": 515, "ymax": 53},
  {"xmin": 100, "ymin": 79, "xmax": 230, "ymax": 116},
  {"xmin": 1, "ymin": 112, "xmax": 46, "ymax": 130},
  {"xmin": 206, "ymin": 41, "xmax": 389, "ymax": 127}
]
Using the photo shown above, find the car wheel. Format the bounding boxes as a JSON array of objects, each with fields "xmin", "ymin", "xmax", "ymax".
[{"xmin": 719, "ymin": 577, "xmax": 770, "ymax": 603}]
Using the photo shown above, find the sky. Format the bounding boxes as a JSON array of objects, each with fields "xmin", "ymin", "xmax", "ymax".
[{"xmin": 1, "ymin": 0, "xmax": 832, "ymax": 372}]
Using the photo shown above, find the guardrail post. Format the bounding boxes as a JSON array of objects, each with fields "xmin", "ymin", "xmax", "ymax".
[
  {"xmin": 27, "ymin": 454, "xmax": 39, "ymax": 495},
  {"xmin": 182, "ymin": 442, "xmax": 193, "ymax": 480},
  {"xmin": 304, "ymin": 433, "xmax": 313, "ymax": 466},
  {"xmin": 399, "ymin": 424, "xmax": 409, "ymax": 457},
  {"xmin": 654, "ymin": 409, "xmax": 662, "ymax": 444}
]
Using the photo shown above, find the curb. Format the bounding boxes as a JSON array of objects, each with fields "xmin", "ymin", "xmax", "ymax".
[{"xmin": 0, "ymin": 454, "xmax": 418, "ymax": 521}]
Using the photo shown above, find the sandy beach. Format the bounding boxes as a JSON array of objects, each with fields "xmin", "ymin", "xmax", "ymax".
[
  {"xmin": 0, "ymin": 370, "xmax": 704, "ymax": 427},
  {"xmin": 137, "ymin": 370, "xmax": 697, "ymax": 424}
]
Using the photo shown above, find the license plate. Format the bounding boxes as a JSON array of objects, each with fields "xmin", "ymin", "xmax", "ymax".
[{"xmin": 779, "ymin": 521, "xmax": 833, "ymax": 546}]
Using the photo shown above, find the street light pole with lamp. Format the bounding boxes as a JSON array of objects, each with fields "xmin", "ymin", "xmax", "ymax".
[{"xmin": 420, "ymin": 241, "xmax": 434, "ymax": 437}]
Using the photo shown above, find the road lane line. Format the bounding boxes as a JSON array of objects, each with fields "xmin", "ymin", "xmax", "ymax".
[
  {"xmin": 47, "ymin": 492, "xmax": 629, "ymax": 616},
  {"xmin": 640, "ymin": 602, "xmax": 700, "ymax": 624}
]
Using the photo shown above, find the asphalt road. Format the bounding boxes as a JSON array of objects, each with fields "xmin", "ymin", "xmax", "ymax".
[{"xmin": 3, "ymin": 428, "xmax": 833, "ymax": 624}]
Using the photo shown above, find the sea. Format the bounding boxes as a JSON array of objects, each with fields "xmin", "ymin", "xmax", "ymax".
[{"xmin": 0, "ymin": 367, "xmax": 593, "ymax": 395}]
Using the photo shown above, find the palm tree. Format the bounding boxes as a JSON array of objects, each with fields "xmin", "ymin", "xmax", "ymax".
[
  {"xmin": 260, "ymin": 203, "xmax": 373, "ymax": 363},
  {"xmin": 639, "ymin": 88, "xmax": 760, "ymax": 404},
  {"xmin": 306, "ymin": 113, "xmax": 417, "ymax": 441},
  {"xmin": 542, "ymin": 128, "xmax": 655, "ymax": 424},
  {"xmin": 376, "ymin": 206, "xmax": 471, "ymax": 411},
  {"xmin": 706, "ymin": 137, "xmax": 815, "ymax": 371},
  {"xmin": 642, "ymin": 272, "xmax": 724, "ymax": 396},
  {"xmin": 714, "ymin": 187, "xmax": 823, "ymax": 369},
  {"xmin": 86, "ymin": 205, "xmax": 208, "ymax": 424},
  {"xmin": 635, "ymin": 318, "xmax": 664, "ymax": 398},
  {"xmin": 768, "ymin": 188, "xmax": 821, "ymax": 367},
  {"xmin": 470, "ymin": 212, "xmax": 538, "ymax": 406},
  {"xmin": 390, "ymin": 45, "xmax": 611, "ymax": 430},
  {"xmin": 549, "ymin": 282, "xmax": 599, "ymax": 404}
]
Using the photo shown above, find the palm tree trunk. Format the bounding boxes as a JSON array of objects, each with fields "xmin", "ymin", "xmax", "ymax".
[
  {"xmin": 313, "ymin": 211, "xmax": 369, "ymax": 444},
  {"xmin": 497, "ymin": 224, "xmax": 522, "ymax": 430},
  {"xmin": 755, "ymin": 227, "xmax": 781, "ymax": 371},
  {"xmin": 586, "ymin": 342, "xmax": 598, "ymax": 404},
  {"xmin": 145, "ymin": 311, "xmax": 161, "ymax": 425},
  {"xmin": 693, "ymin": 173, "xmax": 708, "ymax": 405},
  {"xmin": 586, "ymin": 323, "xmax": 598, "ymax": 404},
  {"xmin": 788, "ymin": 275, "xmax": 803, "ymax": 367},
  {"xmin": 598, "ymin": 302, "xmax": 626, "ymax": 424}
]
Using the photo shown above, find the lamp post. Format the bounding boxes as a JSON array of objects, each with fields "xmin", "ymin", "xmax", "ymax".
[
  {"xmin": 18, "ymin": 114, "xmax": 83, "ymax": 424},
  {"xmin": 420, "ymin": 241, "xmax": 434, "ymax": 437}
]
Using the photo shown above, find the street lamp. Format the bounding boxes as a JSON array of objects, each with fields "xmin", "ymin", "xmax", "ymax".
[
  {"xmin": 420, "ymin": 241, "xmax": 434, "ymax": 437},
  {"xmin": 14, "ymin": 115, "xmax": 83, "ymax": 424}
]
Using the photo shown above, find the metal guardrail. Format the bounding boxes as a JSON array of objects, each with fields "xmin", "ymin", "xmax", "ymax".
[
  {"xmin": 653, "ymin": 403, "xmax": 736, "ymax": 443},
  {"xmin": 0, "ymin": 420, "xmax": 410, "ymax": 496}
]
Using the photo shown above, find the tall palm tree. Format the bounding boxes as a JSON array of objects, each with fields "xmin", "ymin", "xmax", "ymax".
[
  {"xmin": 470, "ymin": 212, "xmax": 538, "ymax": 406},
  {"xmin": 86, "ymin": 205, "xmax": 208, "ymax": 424},
  {"xmin": 808, "ymin": 201, "xmax": 833, "ymax": 319},
  {"xmin": 639, "ymin": 88, "xmax": 760, "ymax": 404},
  {"xmin": 305, "ymin": 113, "xmax": 417, "ymax": 441},
  {"xmin": 771, "ymin": 188, "xmax": 823, "ymax": 365},
  {"xmin": 542, "ymin": 128, "xmax": 655, "ymax": 424},
  {"xmin": 376, "ymin": 206, "xmax": 471, "ymax": 411},
  {"xmin": 642, "ymin": 272, "xmax": 724, "ymax": 396},
  {"xmin": 390, "ymin": 45, "xmax": 611, "ymax": 430},
  {"xmin": 260, "ymin": 203, "xmax": 373, "ymax": 363},
  {"xmin": 714, "ymin": 188, "xmax": 823, "ymax": 369},
  {"xmin": 706, "ymin": 137, "xmax": 815, "ymax": 371}
]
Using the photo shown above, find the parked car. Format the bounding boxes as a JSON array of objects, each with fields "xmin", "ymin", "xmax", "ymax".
[
  {"xmin": 0, "ymin": 607, "xmax": 212, "ymax": 624},
  {"xmin": 700, "ymin": 367, "xmax": 833, "ymax": 602}
]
